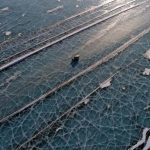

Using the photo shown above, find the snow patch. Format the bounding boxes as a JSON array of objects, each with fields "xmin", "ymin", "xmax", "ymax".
[
  {"xmin": 100, "ymin": 78, "xmax": 112, "ymax": 89},
  {"xmin": 144, "ymin": 49, "xmax": 150, "ymax": 60},
  {"xmin": 5, "ymin": 31, "xmax": 11, "ymax": 36},
  {"xmin": 143, "ymin": 68, "xmax": 150, "ymax": 76},
  {"xmin": 0, "ymin": 7, "xmax": 9, "ymax": 12}
]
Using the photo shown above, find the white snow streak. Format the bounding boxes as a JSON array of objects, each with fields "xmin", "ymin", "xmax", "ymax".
[{"xmin": 47, "ymin": 6, "xmax": 63, "ymax": 13}]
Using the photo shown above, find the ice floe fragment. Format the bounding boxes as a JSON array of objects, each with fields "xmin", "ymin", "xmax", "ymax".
[
  {"xmin": 143, "ymin": 68, "xmax": 150, "ymax": 76},
  {"xmin": 5, "ymin": 31, "xmax": 11, "ymax": 36},
  {"xmin": 100, "ymin": 78, "xmax": 112, "ymax": 89},
  {"xmin": 144, "ymin": 49, "xmax": 150, "ymax": 60},
  {"xmin": 0, "ymin": 7, "xmax": 9, "ymax": 12}
]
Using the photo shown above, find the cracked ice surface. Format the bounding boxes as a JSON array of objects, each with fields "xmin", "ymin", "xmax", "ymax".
[{"xmin": 0, "ymin": 0, "xmax": 150, "ymax": 150}]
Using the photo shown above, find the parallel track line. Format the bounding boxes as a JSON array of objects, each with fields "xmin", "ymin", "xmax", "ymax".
[
  {"xmin": 0, "ymin": 26, "xmax": 150, "ymax": 124},
  {"xmin": 16, "ymin": 58, "xmax": 139, "ymax": 150},
  {"xmin": 0, "ymin": 2, "xmax": 145, "ymax": 71},
  {"xmin": 0, "ymin": 0, "xmax": 116, "ymax": 46}
]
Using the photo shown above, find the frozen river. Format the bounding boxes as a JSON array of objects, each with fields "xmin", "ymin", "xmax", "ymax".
[{"xmin": 0, "ymin": 0, "xmax": 150, "ymax": 149}]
